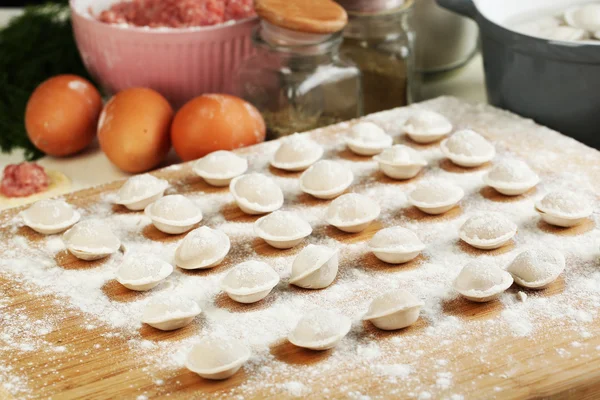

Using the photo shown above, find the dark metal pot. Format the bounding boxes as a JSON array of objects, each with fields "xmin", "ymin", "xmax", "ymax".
[{"xmin": 437, "ymin": 0, "xmax": 600, "ymax": 149}]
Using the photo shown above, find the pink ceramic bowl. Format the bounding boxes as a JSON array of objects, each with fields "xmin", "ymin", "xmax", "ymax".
[{"xmin": 70, "ymin": 0, "xmax": 258, "ymax": 108}]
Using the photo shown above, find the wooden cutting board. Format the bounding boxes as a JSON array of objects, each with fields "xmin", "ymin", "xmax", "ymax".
[{"xmin": 1, "ymin": 96, "xmax": 599, "ymax": 400}]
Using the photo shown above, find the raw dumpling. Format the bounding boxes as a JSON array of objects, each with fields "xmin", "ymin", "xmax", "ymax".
[
  {"xmin": 142, "ymin": 296, "xmax": 201, "ymax": 331},
  {"xmin": 220, "ymin": 261, "xmax": 280, "ymax": 303},
  {"xmin": 230, "ymin": 173, "xmax": 284, "ymax": 214},
  {"xmin": 63, "ymin": 220, "xmax": 121, "ymax": 260},
  {"xmin": 373, "ymin": 145, "xmax": 428, "ymax": 180},
  {"xmin": 514, "ymin": 8, "xmax": 588, "ymax": 40},
  {"xmin": 288, "ymin": 309, "xmax": 351, "ymax": 350},
  {"xmin": 144, "ymin": 194, "xmax": 203, "ymax": 234},
  {"xmin": 483, "ymin": 160, "xmax": 539, "ymax": 196},
  {"xmin": 507, "ymin": 248, "xmax": 565, "ymax": 289},
  {"xmin": 299, "ymin": 160, "xmax": 354, "ymax": 200},
  {"xmin": 535, "ymin": 190, "xmax": 593, "ymax": 227},
  {"xmin": 459, "ymin": 213, "xmax": 517, "ymax": 250},
  {"xmin": 114, "ymin": 174, "xmax": 169, "ymax": 211},
  {"xmin": 345, "ymin": 121, "xmax": 393, "ymax": 156},
  {"xmin": 363, "ymin": 289, "xmax": 424, "ymax": 330},
  {"xmin": 185, "ymin": 337, "xmax": 251, "ymax": 380},
  {"xmin": 407, "ymin": 180, "xmax": 464, "ymax": 215},
  {"xmin": 326, "ymin": 193, "xmax": 380, "ymax": 233},
  {"xmin": 368, "ymin": 227, "xmax": 425, "ymax": 264},
  {"xmin": 546, "ymin": 26, "xmax": 588, "ymax": 41},
  {"xmin": 441, "ymin": 129, "xmax": 495, "ymax": 167},
  {"xmin": 564, "ymin": 4, "xmax": 600, "ymax": 32},
  {"xmin": 403, "ymin": 110, "xmax": 453, "ymax": 143},
  {"xmin": 192, "ymin": 150, "xmax": 248, "ymax": 187},
  {"xmin": 115, "ymin": 253, "xmax": 173, "ymax": 291},
  {"xmin": 254, "ymin": 211, "xmax": 312, "ymax": 249},
  {"xmin": 175, "ymin": 226, "xmax": 230, "ymax": 270},
  {"xmin": 289, "ymin": 245, "xmax": 339, "ymax": 289},
  {"xmin": 21, "ymin": 199, "xmax": 80, "ymax": 234},
  {"xmin": 271, "ymin": 134, "xmax": 324, "ymax": 171},
  {"xmin": 453, "ymin": 262, "xmax": 513, "ymax": 302}
]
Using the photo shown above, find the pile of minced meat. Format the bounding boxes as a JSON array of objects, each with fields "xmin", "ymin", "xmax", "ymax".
[{"xmin": 97, "ymin": 0, "xmax": 256, "ymax": 28}]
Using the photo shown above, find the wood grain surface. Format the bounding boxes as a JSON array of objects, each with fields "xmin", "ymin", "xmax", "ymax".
[{"xmin": 1, "ymin": 97, "xmax": 599, "ymax": 400}]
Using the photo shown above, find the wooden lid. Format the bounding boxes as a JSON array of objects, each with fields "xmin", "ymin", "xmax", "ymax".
[{"xmin": 255, "ymin": 0, "xmax": 348, "ymax": 34}]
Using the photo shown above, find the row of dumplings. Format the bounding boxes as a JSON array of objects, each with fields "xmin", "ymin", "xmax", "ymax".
[
  {"xmin": 19, "ymin": 179, "xmax": 592, "ymax": 267},
  {"xmin": 180, "ymin": 246, "xmax": 566, "ymax": 381},
  {"xmin": 178, "ymin": 289, "xmax": 425, "ymax": 380},
  {"xmin": 116, "ymin": 232, "xmax": 389, "ymax": 297}
]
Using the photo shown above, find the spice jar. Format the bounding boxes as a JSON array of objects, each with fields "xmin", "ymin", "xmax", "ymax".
[
  {"xmin": 232, "ymin": 0, "xmax": 363, "ymax": 139},
  {"xmin": 338, "ymin": 0, "xmax": 416, "ymax": 114}
]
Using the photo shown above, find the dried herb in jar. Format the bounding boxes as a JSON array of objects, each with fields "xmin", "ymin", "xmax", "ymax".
[{"xmin": 340, "ymin": 0, "xmax": 416, "ymax": 114}]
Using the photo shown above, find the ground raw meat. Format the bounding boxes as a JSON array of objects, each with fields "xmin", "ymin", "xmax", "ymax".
[
  {"xmin": 0, "ymin": 163, "xmax": 49, "ymax": 198},
  {"xmin": 97, "ymin": 0, "xmax": 256, "ymax": 28}
]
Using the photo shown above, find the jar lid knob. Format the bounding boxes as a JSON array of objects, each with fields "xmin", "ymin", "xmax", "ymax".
[{"xmin": 255, "ymin": 0, "xmax": 348, "ymax": 34}]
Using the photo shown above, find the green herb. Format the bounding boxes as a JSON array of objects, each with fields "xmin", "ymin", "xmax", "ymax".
[{"xmin": 0, "ymin": 1, "xmax": 94, "ymax": 160}]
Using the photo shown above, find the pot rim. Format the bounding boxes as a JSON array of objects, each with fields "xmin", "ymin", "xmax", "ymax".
[{"xmin": 439, "ymin": 0, "xmax": 600, "ymax": 63}]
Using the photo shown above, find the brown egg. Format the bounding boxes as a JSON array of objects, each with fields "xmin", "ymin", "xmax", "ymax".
[
  {"xmin": 25, "ymin": 75, "xmax": 102, "ymax": 157},
  {"xmin": 98, "ymin": 88, "xmax": 173, "ymax": 173},
  {"xmin": 171, "ymin": 94, "xmax": 266, "ymax": 161}
]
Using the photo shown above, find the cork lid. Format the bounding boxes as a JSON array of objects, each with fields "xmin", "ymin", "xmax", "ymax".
[{"xmin": 255, "ymin": 0, "xmax": 348, "ymax": 34}]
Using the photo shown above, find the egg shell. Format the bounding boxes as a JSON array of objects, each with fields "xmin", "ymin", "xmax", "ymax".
[
  {"xmin": 25, "ymin": 75, "xmax": 102, "ymax": 157},
  {"xmin": 98, "ymin": 88, "xmax": 173, "ymax": 173},
  {"xmin": 171, "ymin": 94, "xmax": 266, "ymax": 161}
]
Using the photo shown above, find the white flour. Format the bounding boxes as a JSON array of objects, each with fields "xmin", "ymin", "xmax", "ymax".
[{"xmin": 0, "ymin": 97, "xmax": 599, "ymax": 399}]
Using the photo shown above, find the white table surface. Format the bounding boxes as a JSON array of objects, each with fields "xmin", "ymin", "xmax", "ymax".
[{"xmin": 0, "ymin": 8, "xmax": 487, "ymax": 193}]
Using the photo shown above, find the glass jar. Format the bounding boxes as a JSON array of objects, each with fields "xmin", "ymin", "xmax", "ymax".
[
  {"xmin": 232, "ymin": 22, "xmax": 363, "ymax": 139},
  {"xmin": 340, "ymin": 0, "xmax": 417, "ymax": 114}
]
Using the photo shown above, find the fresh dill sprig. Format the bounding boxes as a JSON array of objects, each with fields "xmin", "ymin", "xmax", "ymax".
[{"xmin": 0, "ymin": 1, "xmax": 95, "ymax": 160}]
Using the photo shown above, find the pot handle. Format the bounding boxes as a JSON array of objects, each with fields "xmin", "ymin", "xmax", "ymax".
[{"xmin": 435, "ymin": 0, "xmax": 477, "ymax": 19}]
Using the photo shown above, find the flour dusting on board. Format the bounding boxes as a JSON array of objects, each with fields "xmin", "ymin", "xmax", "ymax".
[{"xmin": 0, "ymin": 97, "xmax": 599, "ymax": 399}]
